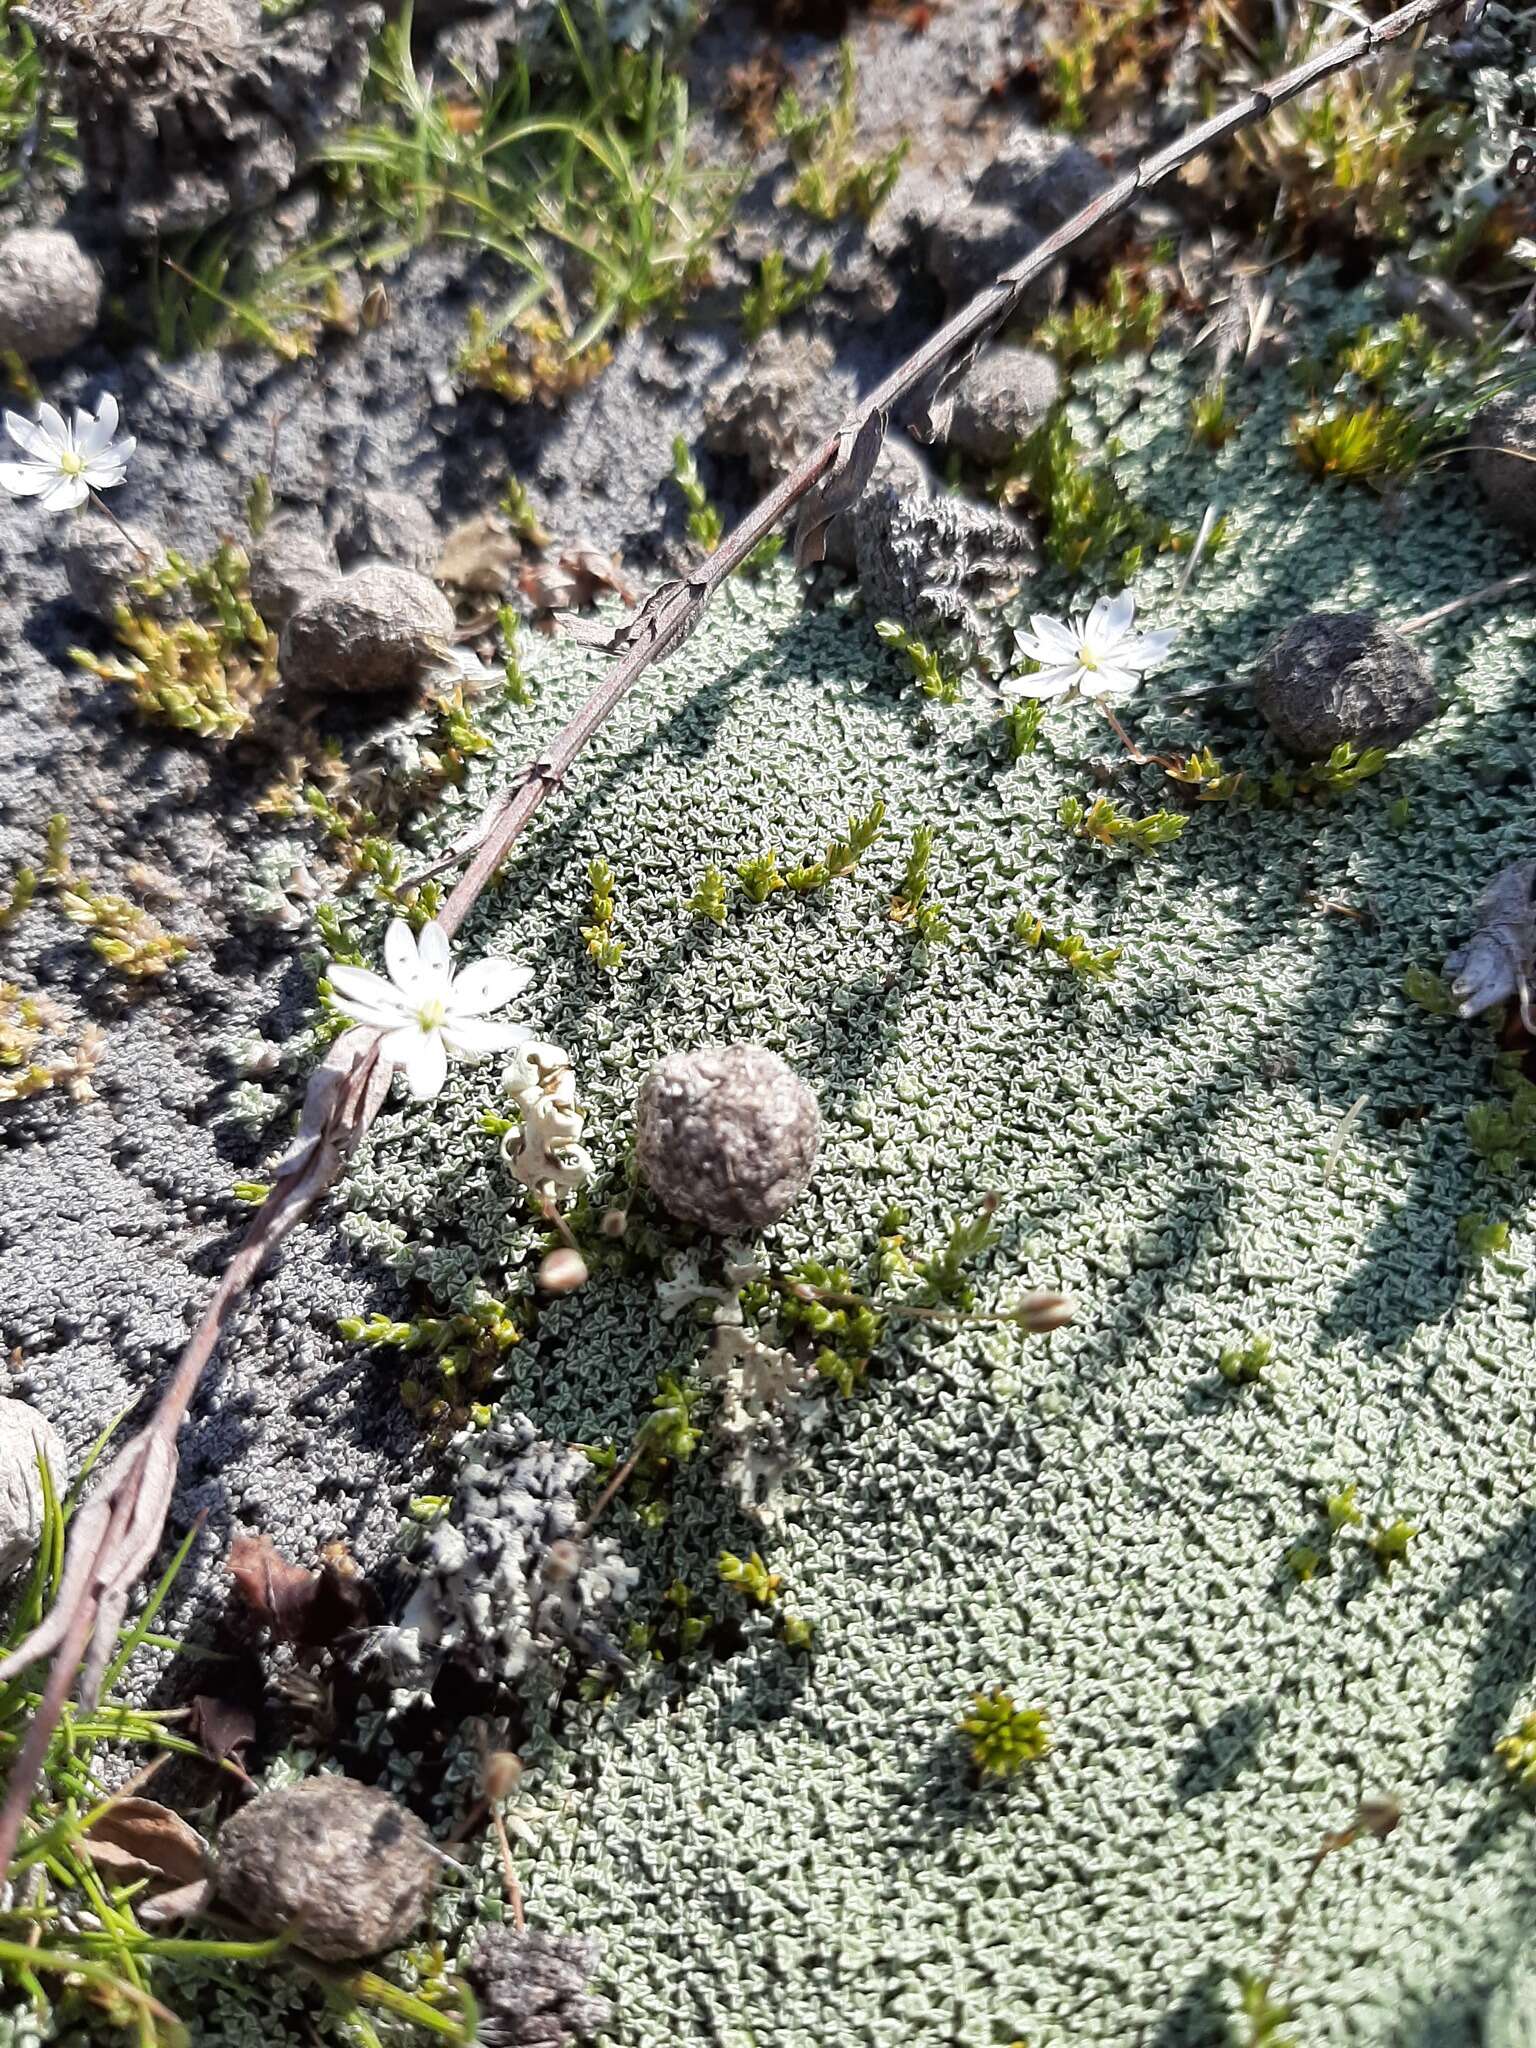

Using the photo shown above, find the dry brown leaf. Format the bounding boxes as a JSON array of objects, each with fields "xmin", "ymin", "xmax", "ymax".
[
  {"xmin": 83, "ymin": 1798, "xmax": 208, "ymax": 1887},
  {"xmin": 434, "ymin": 513, "xmax": 522, "ymax": 596},
  {"xmin": 227, "ymin": 1531, "xmax": 374, "ymax": 1649},
  {"xmin": 188, "ymin": 1693, "xmax": 257, "ymax": 1774},
  {"xmin": 520, "ymin": 546, "xmax": 637, "ymax": 614}
]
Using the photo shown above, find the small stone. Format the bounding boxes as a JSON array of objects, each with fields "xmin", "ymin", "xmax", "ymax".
[
  {"xmin": 1251, "ymin": 611, "xmax": 1438, "ymax": 757},
  {"xmin": 1470, "ymin": 390, "xmax": 1536, "ymax": 541},
  {"xmin": 211, "ymin": 1778, "xmax": 438, "ymax": 1961},
  {"xmin": 334, "ymin": 488, "xmax": 440, "ymax": 575},
  {"xmin": 703, "ymin": 331, "xmax": 854, "ymax": 486},
  {"xmin": 246, "ymin": 512, "xmax": 337, "ymax": 632},
  {"xmin": 635, "ymin": 1044, "xmax": 819, "ymax": 1235},
  {"xmin": 854, "ymin": 484, "xmax": 1037, "ymax": 660},
  {"xmin": 281, "ymin": 563, "xmax": 455, "ymax": 696},
  {"xmin": 912, "ymin": 345, "xmax": 1061, "ymax": 465},
  {"xmin": 0, "ymin": 229, "xmax": 104, "ymax": 360},
  {"xmin": 61, "ymin": 523, "xmax": 167, "ymax": 621},
  {"xmin": 0, "ymin": 1397, "xmax": 66, "ymax": 1582}
]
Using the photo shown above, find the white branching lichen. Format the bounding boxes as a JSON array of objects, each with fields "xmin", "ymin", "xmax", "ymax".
[{"xmin": 703, "ymin": 1306, "xmax": 827, "ymax": 1525}]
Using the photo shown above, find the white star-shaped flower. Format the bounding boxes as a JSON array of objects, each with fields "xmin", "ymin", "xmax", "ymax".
[
  {"xmin": 326, "ymin": 917, "xmax": 534, "ymax": 1101},
  {"xmin": 0, "ymin": 395, "xmax": 136, "ymax": 512},
  {"xmin": 1011, "ymin": 590, "xmax": 1178, "ymax": 705}
]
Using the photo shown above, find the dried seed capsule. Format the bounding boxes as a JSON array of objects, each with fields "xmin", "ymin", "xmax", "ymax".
[
  {"xmin": 635, "ymin": 1044, "xmax": 819, "ymax": 1234},
  {"xmin": 211, "ymin": 1778, "xmax": 439, "ymax": 1962},
  {"xmin": 1250, "ymin": 611, "xmax": 1437, "ymax": 757}
]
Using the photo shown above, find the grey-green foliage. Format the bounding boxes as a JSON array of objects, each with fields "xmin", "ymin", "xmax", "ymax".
[{"xmin": 315, "ymin": 272, "xmax": 1536, "ymax": 2046}]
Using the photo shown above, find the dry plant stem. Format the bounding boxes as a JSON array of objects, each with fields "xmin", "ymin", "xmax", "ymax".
[
  {"xmin": 580, "ymin": 1444, "xmax": 646, "ymax": 1533},
  {"xmin": 88, "ymin": 490, "xmax": 151, "ymax": 563},
  {"xmin": 489, "ymin": 1806, "xmax": 526, "ymax": 1932},
  {"xmin": 1099, "ymin": 702, "xmax": 1179, "ymax": 772},
  {"xmin": 1398, "ymin": 566, "xmax": 1536, "ymax": 634},
  {"xmin": 0, "ymin": 0, "xmax": 1474, "ymax": 1882}
]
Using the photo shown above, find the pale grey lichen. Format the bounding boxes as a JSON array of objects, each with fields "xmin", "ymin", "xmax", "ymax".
[
  {"xmin": 854, "ymin": 482, "xmax": 1038, "ymax": 660},
  {"xmin": 703, "ymin": 1311, "xmax": 826, "ymax": 1524},
  {"xmin": 22, "ymin": 0, "xmax": 382, "ymax": 239},
  {"xmin": 374, "ymin": 1415, "xmax": 636, "ymax": 1699},
  {"xmin": 500, "ymin": 1042, "xmax": 595, "ymax": 1204}
]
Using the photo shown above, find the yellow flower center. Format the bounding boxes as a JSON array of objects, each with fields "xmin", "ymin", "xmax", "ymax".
[
  {"xmin": 415, "ymin": 996, "xmax": 448, "ymax": 1033},
  {"xmin": 58, "ymin": 451, "xmax": 86, "ymax": 478},
  {"xmin": 1077, "ymin": 641, "xmax": 1099, "ymax": 671}
]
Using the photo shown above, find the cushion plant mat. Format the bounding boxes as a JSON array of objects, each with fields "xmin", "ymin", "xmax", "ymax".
[{"xmin": 302, "ymin": 290, "xmax": 1536, "ymax": 2048}]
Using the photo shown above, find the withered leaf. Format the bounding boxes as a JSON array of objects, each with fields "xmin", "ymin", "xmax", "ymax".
[
  {"xmin": 520, "ymin": 546, "xmax": 637, "ymax": 614},
  {"xmin": 188, "ymin": 1693, "xmax": 257, "ymax": 1774},
  {"xmin": 227, "ymin": 1532, "xmax": 374, "ymax": 1650},
  {"xmin": 792, "ymin": 407, "xmax": 889, "ymax": 569},
  {"xmin": 83, "ymin": 1798, "xmax": 209, "ymax": 1888},
  {"xmin": 434, "ymin": 512, "xmax": 522, "ymax": 596}
]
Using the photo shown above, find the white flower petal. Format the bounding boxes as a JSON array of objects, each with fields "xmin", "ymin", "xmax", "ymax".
[
  {"xmin": 75, "ymin": 413, "xmax": 115, "ymax": 461},
  {"xmin": 0, "ymin": 460, "xmax": 56, "ymax": 497},
  {"xmin": 416, "ymin": 920, "xmax": 452, "ymax": 983},
  {"xmin": 38, "ymin": 473, "xmax": 87, "ymax": 512},
  {"xmin": 328, "ymin": 962, "xmax": 411, "ymax": 1028},
  {"xmin": 383, "ymin": 1023, "xmax": 449, "ymax": 1100},
  {"xmin": 88, "ymin": 393, "xmax": 119, "ymax": 444},
  {"xmin": 384, "ymin": 918, "xmax": 422, "ymax": 995},
  {"xmin": 449, "ymin": 957, "xmax": 534, "ymax": 1017},
  {"xmin": 1029, "ymin": 613, "xmax": 1082, "ymax": 661},
  {"xmin": 1010, "ymin": 664, "xmax": 1080, "ymax": 700},
  {"xmin": 34, "ymin": 402, "xmax": 71, "ymax": 452},
  {"xmin": 1084, "ymin": 665, "xmax": 1140, "ymax": 701},
  {"xmin": 81, "ymin": 460, "xmax": 128, "ymax": 492},
  {"xmin": 4, "ymin": 411, "xmax": 54, "ymax": 461},
  {"xmin": 1083, "ymin": 595, "xmax": 1115, "ymax": 643},
  {"xmin": 441, "ymin": 1016, "xmax": 531, "ymax": 1060},
  {"xmin": 1119, "ymin": 628, "xmax": 1179, "ymax": 670},
  {"xmin": 1099, "ymin": 588, "xmax": 1136, "ymax": 641}
]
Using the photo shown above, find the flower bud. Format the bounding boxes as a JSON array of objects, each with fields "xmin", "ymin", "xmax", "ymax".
[
  {"xmin": 1013, "ymin": 1291, "xmax": 1074, "ymax": 1333},
  {"xmin": 537, "ymin": 1249, "xmax": 589, "ymax": 1295}
]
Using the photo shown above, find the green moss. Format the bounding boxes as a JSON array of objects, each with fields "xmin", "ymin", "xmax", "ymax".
[
  {"xmin": 71, "ymin": 543, "xmax": 278, "ymax": 741},
  {"xmin": 776, "ymin": 42, "xmax": 908, "ymax": 223},
  {"xmin": 582, "ymin": 855, "xmax": 625, "ymax": 971},
  {"xmin": 1059, "ymin": 793, "xmax": 1188, "ymax": 854},
  {"xmin": 1038, "ymin": 263, "xmax": 1167, "ymax": 371},
  {"xmin": 962, "ymin": 1692, "xmax": 1050, "ymax": 1778},
  {"xmin": 739, "ymin": 248, "xmax": 831, "ymax": 342},
  {"xmin": 1217, "ymin": 1334, "xmax": 1274, "ymax": 1388}
]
